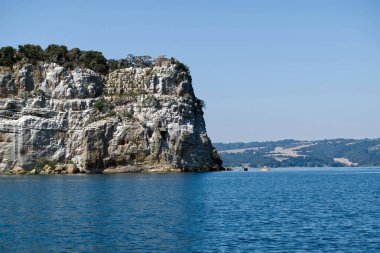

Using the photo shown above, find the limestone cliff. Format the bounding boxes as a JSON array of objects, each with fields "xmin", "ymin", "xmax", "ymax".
[{"xmin": 0, "ymin": 58, "xmax": 222, "ymax": 173}]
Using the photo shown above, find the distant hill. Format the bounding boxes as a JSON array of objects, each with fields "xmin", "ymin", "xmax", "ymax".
[{"xmin": 213, "ymin": 139, "xmax": 380, "ymax": 167}]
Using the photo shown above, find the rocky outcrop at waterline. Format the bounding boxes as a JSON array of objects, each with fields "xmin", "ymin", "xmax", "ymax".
[{"xmin": 0, "ymin": 46, "xmax": 222, "ymax": 174}]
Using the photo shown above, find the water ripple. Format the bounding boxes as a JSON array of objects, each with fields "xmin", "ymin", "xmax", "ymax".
[{"xmin": 0, "ymin": 168, "xmax": 379, "ymax": 252}]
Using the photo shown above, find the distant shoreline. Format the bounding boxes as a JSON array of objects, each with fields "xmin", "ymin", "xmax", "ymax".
[{"xmin": 215, "ymin": 138, "xmax": 380, "ymax": 168}]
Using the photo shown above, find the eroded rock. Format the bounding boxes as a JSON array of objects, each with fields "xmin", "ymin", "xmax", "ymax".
[
  {"xmin": 0, "ymin": 60, "xmax": 222, "ymax": 173},
  {"xmin": 12, "ymin": 166, "xmax": 26, "ymax": 175},
  {"xmin": 66, "ymin": 164, "xmax": 79, "ymax": 174},
  {"xmin": 43, "ymin": 165, "xmax": 52, "ymax": 174}
]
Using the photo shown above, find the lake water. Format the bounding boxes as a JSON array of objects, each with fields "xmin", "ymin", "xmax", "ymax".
[{"xmin": 0, "ymin": 168, "xmax": 379, "ymax": 252}]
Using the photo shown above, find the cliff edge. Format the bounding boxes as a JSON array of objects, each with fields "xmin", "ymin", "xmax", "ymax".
[{"xmin": 0, "ymin": 45, "xmax": 222, "ymax": 174}]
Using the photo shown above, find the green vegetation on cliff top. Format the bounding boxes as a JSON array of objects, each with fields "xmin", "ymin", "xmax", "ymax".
[{"xmin": 0, "ymin": 44, "xmax": 189, "ymax": 75}]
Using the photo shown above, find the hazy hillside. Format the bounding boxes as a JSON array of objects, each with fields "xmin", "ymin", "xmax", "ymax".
[{"xmin": 214, "ymin": 139, "xmax": 380, "ymax": 167}]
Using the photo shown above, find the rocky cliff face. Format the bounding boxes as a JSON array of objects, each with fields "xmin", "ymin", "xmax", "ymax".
[{"xmin": 0, "ymin": 58, "xmax": 222, "ymax": 173}]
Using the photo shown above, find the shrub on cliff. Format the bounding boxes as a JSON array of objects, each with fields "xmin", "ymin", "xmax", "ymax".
[
  {"xmin": 45, "ymin": 44, "xmax": 69, "ymax": 66},
  {"xmin": 18, "ymin": 44, "xmax": 45, "ymax": 64},
  {"xmin": 79, "ymin": 50, "xmax": 109, "ymax": 75},
  {"xmin": 107, "ymin": 55, "xmax": 154, "ymax": 71},
  {"xmin": 107, "ymin": 58, "xmax": 131, "ymax": 71},
  {"xmin": 66, "ymin": 48, "xmax": 82, "ymax": 68},
  {"xmin": 0, "ymin": 44, "xmax": 188, "ymax": 77},
  {"xmin": 94, "ymin": 98, "xmax": 114, "ymax": 112},
  {"xmin": 0, "ymin": 45, "xmax": 109, "ymax": 74},
  {"xmin": 0, "ymin": 46, "xmax": 18, "ymax": 67},
  {"xmin": 107, "ymin": 59, "xmax": 119, "ymax": 72},
  {"xmin": 211, "ymin": 148, "xmax": 223, "ymax": 168},
  {"xmin": 174, "ymin": 61, "xmax": 189, "ymax": 73},
  {"xmin": 195, "ymin": 98, "xmax": 206, "ymax": 109},
  {"xmin": 142, "ymin": 95, "xmax": 159, "ymax": 108}
]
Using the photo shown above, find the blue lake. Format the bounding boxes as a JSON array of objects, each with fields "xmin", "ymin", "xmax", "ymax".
[{"xmin": 0, "ymin": 168, "xmax": 379, "ymax": 252}]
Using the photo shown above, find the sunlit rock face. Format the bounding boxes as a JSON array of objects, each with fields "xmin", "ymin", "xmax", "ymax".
[{"xmin": 0, "ymin": 59, "xmax": 222, "ymax": 173}]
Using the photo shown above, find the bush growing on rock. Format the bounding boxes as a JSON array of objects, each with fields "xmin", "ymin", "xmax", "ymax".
[
  {"xmin": 45, "ymin": 44, "xmax": 69, "ymax": 66},
  {"xmin": 211, "ymin": 147, "xmax": 223, "ymax": 168},
  {"xmin": 66, "ymin": 47, "xmax": 82, "ymax": 68},
  {"xmin": 176, "ymin": 72, "xmax": 187, "ymax": 84},
  {"xmin": 18, "ymin": 44, "xmax": 45, "ymax": 64},
  {"xmin": 195, "ymin": 98, "xmax": 206, "ymax": 109},
  {"xmin": 0, "ymin": 46, "xmax": 18, "ymax": 67},
  {"xmin": 174, "ymin": 62, "xmax": 189, "ymax": 73},
  {"xmin": 124, "ymin": 109, "xmax": 134, "ymax": 119},
  {"xmin": 142, "ymin": 95, "xmax": 159, "ymax": 108},
  {"xmin": 0, "ymin": 44, "xmax": 190, "ymax": 77},
  {"xmin": 94, "ymin": 99, "xmax": 108, "ymax": 112},
  {"xmin": 94, "ymin": 98, "xmax": 114, "ymax": 112},
  {"xmin": 21, "ymin": 91, "xmax": 30, "ymax": 100},
  {"xmin": 79, "ymin": 50, "xmax": 108, "ymax": 75},
  {"xmin": 107, "ymin": 59, "xmax": 119, "ymax": 72},
  {"xmin": 107, "ymin": 55, "xmax": 154, "ymax": 71}
]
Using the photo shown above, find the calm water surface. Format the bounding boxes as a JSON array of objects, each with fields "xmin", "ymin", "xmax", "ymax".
[{"xmin": 0, "ymin": 168, "xmax": 379, "ymax": 252}]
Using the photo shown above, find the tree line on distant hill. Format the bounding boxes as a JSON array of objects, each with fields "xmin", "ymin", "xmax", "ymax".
[
  {"xmin": 214, "ymin": 139, "xmax": 380, "ymax": 167},
  {"xmin": 0, "ymin": 44, "xmax": 189, "ymax": 75}
]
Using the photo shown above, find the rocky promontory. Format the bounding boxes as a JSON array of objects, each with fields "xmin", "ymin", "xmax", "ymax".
[{"xmin": 0, "ymin": 45, "xmax": 222, "ymax": 174}]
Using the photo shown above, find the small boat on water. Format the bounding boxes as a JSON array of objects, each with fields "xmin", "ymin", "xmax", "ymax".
[
  {"xmin": 260, "ymin": 166, "xmax": 270, "ymax": 172},
  {"xmin": 242, "ymin": 164, "xmax": 249, "ymax": 171}
]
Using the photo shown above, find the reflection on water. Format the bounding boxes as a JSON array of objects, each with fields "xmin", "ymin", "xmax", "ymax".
[{"xmin": 0, "ymin": 168, "xmax": 379, "ymax": 252}]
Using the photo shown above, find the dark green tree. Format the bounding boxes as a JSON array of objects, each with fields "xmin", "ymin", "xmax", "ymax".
[
  {"xmin": 18, "ymin": 44, "xmax": 44, "ymax": 64},
  {"xmin": 65, "ymin": 48, "xmax": 82, "ymax": 69},
  {"xmin": 45, "ymin": 44, "xmax": 68, "ymax": 65},
  {"xmin": 79, "ymin": 50, "xmax": 108, "ymax": 75},
  {"xmin": 107, "ymin": 59, "xmax": 119, "ymax": 72},
  {"xmin": 0, "ymin": 46, "xmax": 18, "ymax": 67}
]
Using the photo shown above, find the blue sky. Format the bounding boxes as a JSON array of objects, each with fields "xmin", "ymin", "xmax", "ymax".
[{"xmin": 1, "ymin": 0, "xmax": 379, "ymax": 142}]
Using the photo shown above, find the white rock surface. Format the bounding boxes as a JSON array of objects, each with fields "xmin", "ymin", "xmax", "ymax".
[{"xmin": 0, "ymin": 60, "xmax": 222, "ymax": 173}]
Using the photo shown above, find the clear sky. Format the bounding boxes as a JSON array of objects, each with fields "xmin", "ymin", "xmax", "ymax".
[{"xmin": 1, "ymin": 0, "xmax": 379, "ymax": 142}]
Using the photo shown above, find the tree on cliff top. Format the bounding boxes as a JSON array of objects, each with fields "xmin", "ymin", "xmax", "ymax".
[
  {"xmin": 79, "ymin": 50, "xmax": 109, "ymax": 75},
  {"xmin": 18, "ymin": 44, "xmax": 45, "ymax": 64},
  {"xmin": 0, "ymin": 46, "xmax": 18, "ymax": 67},
  {"xmin": 0, "ymin": 44, "xmax": 188, "ymax": 75},
  {"xmin": 45, "ymin": 44, "xmax": 69, "ymax": 66},
  {"xmin": 65, "ymin": 48, "xmax": 82, "ymax": 69},
  {"xmin": 45, "ymin": 45, "xmax": 108, "ymax": 74}
]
